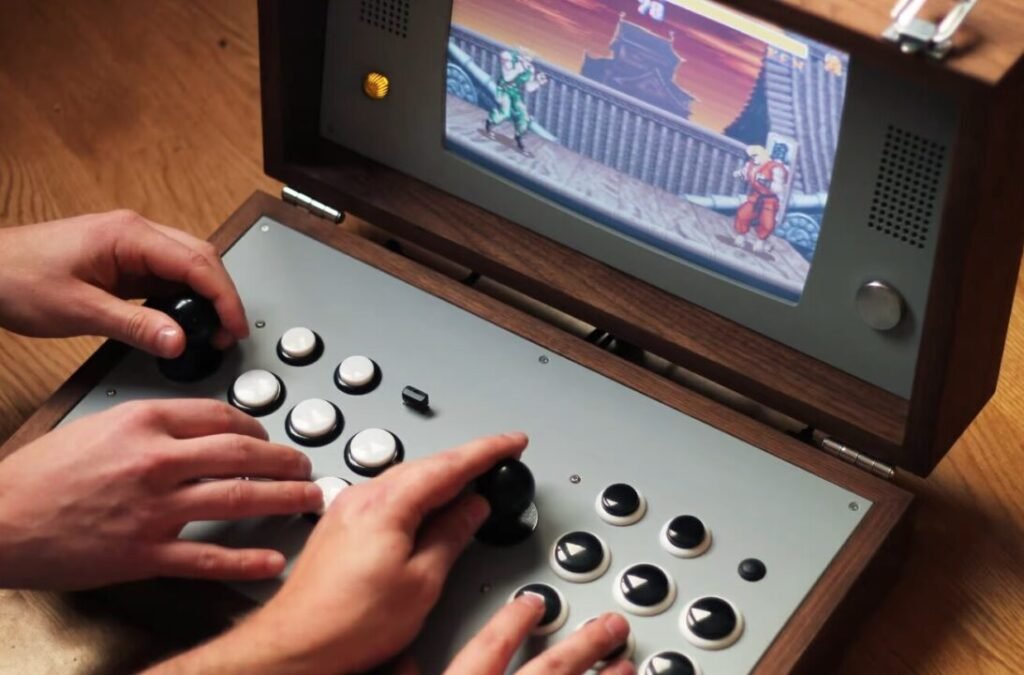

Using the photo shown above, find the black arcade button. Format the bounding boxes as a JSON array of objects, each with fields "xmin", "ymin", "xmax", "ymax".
[
  {"xmin": 597, "ymin": 483, "xmax": 647, "ymax": 525},
  {"xmin": 512, "ymin": 583, "xmax": 568, "ymax": 635},
  {"xmin": 553, "ymin": 531, "xmax": 607, "ymax": 577},
  {"xmin": 680, "ymin": 596, "xmax": 744, "ymax": 649},
  {"xmin": 641, "ymin": 651, "xmax": 699, "ymax": 675},
  {"xmin": 615, "ymin": 563, "xmax": 676, "ymax": 616},
  {"xmin": 661, "ymin": 515, "xmax": 712, "ymax": 558},
  {"xmin": 601, "ymin": 483, "xmax": 640, "ymax": 517}
]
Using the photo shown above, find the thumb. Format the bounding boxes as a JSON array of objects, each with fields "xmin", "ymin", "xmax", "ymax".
[{"xmin": 84, "ymin": 287, "xmax": 185, "ymax": 358}]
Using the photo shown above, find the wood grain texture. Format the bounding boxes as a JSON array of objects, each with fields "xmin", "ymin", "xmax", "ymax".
[{"xmin": 0, "ymin": 2, "xmax": 1021, "ymax": 675}]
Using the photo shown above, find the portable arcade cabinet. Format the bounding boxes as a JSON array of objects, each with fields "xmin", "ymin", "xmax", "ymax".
[{"xmin": 2, "ymin": 0, "xmax": 1023, "ymax": 673}]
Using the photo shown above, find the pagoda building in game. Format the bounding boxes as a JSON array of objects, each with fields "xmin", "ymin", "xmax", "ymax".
[{"xmin": 581, "ymin": 15, "xmax": 696, "ymax": 121}]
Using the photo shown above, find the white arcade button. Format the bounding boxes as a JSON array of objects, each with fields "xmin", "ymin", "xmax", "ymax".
[
  {"xmin": 337, "ymin": 356, "xmax": 377, "ymax": 388},
  {"xmin": 231, "ymin": 369, "xmax": 282, "ymax": 410},
  {"xmin": 280, "ymin": 327, "xmax": 318, "ymax": 359},
  {"xmin": 289, "ymin": 398, "xmax": 339, "ymax": 438},
  {"xmin": 314, "ymin": 476, "xmax": 351, "ymax": 515},
  {"xmin": 348, "ymin": 428, "xmax": 398, "ymax": 468}
]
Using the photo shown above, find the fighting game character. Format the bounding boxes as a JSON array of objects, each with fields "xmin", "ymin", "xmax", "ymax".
[
  {"xmin": 733, "ymin": 144, "xmax": 790, "ymax": 253},
  {"xmin": 484, "ymin": 49, "xmax": 548, "ymax": 155}
]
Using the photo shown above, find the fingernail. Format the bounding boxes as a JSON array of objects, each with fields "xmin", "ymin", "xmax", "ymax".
[
  {"xmin": 304, "ymin": 482, "xmax": 323, "ymax": 505},
  {"xmin": 264, "ymin": 551, "xmax": 286, "ymax": 571},
  {"xmin": 502, "ymin": 431, "xmax": 528, "ymax": 443},
  {"xmin": 157, "ymin": 326, "xmax": 182, "ymax": 357},
  {"xmin": 602, "ymin": 613, "xmax": 630, "ymax": 642},
  {"xmin": 518, "ymin": 592, "xmax": 546, "ymax": 613}
]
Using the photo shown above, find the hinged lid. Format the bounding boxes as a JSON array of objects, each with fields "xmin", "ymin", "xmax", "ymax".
[{"xmin": 257, "ymin": 0, "xmax": 1024, "ymax": 476}]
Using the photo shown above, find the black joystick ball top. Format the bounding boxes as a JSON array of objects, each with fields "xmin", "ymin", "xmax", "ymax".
[
  {"xmin": 476, "ymin": 459, "xmax": 535, "ymax": 517},
  {"xmin": 474, "ymin": 459, "xmax": 538, "ymax": 546},
  {"xmin": 154, "ymin": 293, "xmax": 223, "ymax": 382}
]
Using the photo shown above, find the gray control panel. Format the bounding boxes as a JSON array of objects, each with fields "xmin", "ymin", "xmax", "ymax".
[{"xmin": 61, "ymin": 218, "xmax": 869, "ymax": 674}]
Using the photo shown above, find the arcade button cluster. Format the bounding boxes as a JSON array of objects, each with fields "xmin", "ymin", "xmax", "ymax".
[
  {"xmin": 152, "ymin": 294, "xmax": 425, "ymax": 492},
  {"xmin": 151, "ymin": 295, "xmax": 757, "ymax": 665},
  {"xmin": 485, "ymin": 470, "xmax": 753, "ymax": 668}
]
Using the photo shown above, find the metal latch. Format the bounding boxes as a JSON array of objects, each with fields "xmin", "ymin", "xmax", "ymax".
[
  {"xmin": 817, "ymin": 434, "xmax": 896, "ymax": 480},
  {"xmin": 282, "ymin": 186, "xmax": 343, "ymax": 223},
  {"xmin": 884, "ymin": 0, "xmax": 979, "ymax": 59}
]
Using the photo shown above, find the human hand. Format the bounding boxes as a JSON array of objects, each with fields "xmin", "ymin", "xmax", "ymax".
[
  {"xmin": 0, "ymin": 399, "xmax": 320, "ymax": 590},
  {"xmin": 441, "ymin": 596, "xmax": 635, "ymax": 675},
  {"xmin": 150, "ymin": 433, "xmax": 530, "ymax": 675},
  {"xmin": 0, "ymin": 210, "xmax": 248, "ymax": 357}
]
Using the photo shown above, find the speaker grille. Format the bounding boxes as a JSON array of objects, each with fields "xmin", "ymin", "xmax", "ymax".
[
  {"xmin": 867, "ymin": 126, "xmax": 946, "ymax": 250},
  {"xmin": 359, "ymin": 0, "xmax": 410, "ymax": 38}
]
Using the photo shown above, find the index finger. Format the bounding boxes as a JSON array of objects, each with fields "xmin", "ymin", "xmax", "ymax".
[
  {"xmin": 444, "ymin": 594, "xmax": 545, "ymax": 675},
  {"xmin": 130, "ymin": 399, "xmax": 269, "ymax": 441},
  {"xmin": 117, "ymin": 221, "xmax": 249, "ymax": 340},
  {"xmin": 147, "ymin": 221, "xmax": 248, "ymax": 346},
  {"xmin": 384, "ymin": 432, "xmax": 528, "ymax": 526}
]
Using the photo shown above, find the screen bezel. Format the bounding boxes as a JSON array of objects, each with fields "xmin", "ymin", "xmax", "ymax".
[{"xmin": 317, "ymin": 0, "xmax": 958, "ymax": 398}]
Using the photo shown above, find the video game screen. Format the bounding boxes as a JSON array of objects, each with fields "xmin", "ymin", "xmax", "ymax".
[{"xmin": 444, "ymin": 0, "xmax": 850, "ymax": 301}]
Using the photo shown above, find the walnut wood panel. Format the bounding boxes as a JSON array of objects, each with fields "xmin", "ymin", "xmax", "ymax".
[
  {"xmin": 2, "ymin": 3, "xmax": 1024, "ymax": 674},
  {"xmin": 1, "ymin": 190, "xmax": 914, "ymax": 674}
]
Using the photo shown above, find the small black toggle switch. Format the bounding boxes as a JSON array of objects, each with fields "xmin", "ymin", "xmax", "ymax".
[{"xmin": 402, "ymin": 385, "xmax": 430, "ymax": 412}]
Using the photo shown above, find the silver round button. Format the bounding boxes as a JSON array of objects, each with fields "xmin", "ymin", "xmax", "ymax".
[
  {"xmin": 290, "ymin": 398, "xmax": 338, "ymax": 437},
  {"xmin": 348, "ymin": 428, "xmax": 398, "ymax": 468},
  {"xmin": 855, "ymin": 281, "xmax": 904, "ymax": 331},
  {"xmin": 231, "ymin": 369, "xmax": 281, "ymax": 409},
  {"xmin": 280, "ymin": 327, "xmax": 317, "ymax": 358},
  {"xmin": 337, "ymin": 356, "xmax": 376, "ymax": 388},
  {"xmin": 314, "ymin": 476, "xmax": 351, "ymax": 515}
]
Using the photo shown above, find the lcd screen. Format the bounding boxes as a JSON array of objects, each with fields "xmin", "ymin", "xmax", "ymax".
[{"xmin": 445, "ymin": 0, "xmax": 850, "ymax": 301}]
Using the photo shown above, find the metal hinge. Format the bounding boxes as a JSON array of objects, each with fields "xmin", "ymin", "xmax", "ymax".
[
  {"xmin": 815, "ymin": 433, "xmax": 896, "ymax": 480},
  {"xmin": 883, "ymin": 0, "xmax": 979, "ymax": 59},
  {"xmin": 282, "ymin": 187, "xmax": 343, "ymax": 223}
]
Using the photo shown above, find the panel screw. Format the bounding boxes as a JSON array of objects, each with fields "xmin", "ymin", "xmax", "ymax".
[
  {"xmin": 569, "ymin": 474, "xmax": 581, "ymax": 484},
  {"xmin": 849, "ymin": 502, "xmax": 859, "ymax": 511},
  {"xmin": 255, "ymin": 320, "xmax": 266, "ymax": 329},
  {"xmin": 538, "ymin": 355, "xmax": 549, "ymax": 364},
  {"xmin": 105, "ymin": 389, "xmax": 117, "ymax": 397},
  {"xmin": 480, "ymin": 583, "xmax": 492, "ymax": 594},
  {"xmin": 260, "ymin": 224, "xmax": 270, "ymax": 232}
]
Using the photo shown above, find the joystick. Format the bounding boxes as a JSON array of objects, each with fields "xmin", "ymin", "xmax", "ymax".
[
  {"xmin": 153, "ymin": 293, "xmax": 223, "ymax": 382},
  {"xmin": 474, "ymin": 459, "xmax": 538, "ymax": 546}
]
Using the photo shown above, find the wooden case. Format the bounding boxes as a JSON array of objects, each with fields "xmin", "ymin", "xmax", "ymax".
[
  {"xmin": 0, "ymin": 191, "xmax": 912, "ymax": 674},
  {"xmin": 258, "ymin": 0, "xmax": 1024, "ymax": 477},
  {"xmin": 0, "ymin": 1, "xmax": 1019, "ymax": 672}
]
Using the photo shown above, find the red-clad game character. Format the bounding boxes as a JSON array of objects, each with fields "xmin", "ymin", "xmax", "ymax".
[{"xmin": 733, "ymin": 145, "xmax": 789, "ymax": 253}]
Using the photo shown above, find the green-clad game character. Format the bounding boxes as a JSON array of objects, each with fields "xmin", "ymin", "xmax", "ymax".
[{"xmin": 484, "ymin": 49, "xmax": 548, "ymax": 155}]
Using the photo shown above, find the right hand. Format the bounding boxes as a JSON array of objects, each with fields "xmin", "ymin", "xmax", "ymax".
[
  {"xmin": 147, "ymin": 433, "xmax": 633, "ymax": 675},
  {"xmin": 440, "ymin": 595, "xmax": 635, "ymax": 675},
  {"xmin": 0, "ymin": 399, "xmax": 321, "ymax": 590}
]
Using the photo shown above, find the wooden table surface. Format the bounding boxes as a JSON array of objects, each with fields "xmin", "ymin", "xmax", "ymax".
[{"xmin": 0, "ymin": 2, "xmax": 1022, "ymax": 673}]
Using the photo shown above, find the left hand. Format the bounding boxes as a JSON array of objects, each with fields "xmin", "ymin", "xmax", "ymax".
[{"xmin": 0, "ymin": 209, "xmax": 248, "ymax": 357}]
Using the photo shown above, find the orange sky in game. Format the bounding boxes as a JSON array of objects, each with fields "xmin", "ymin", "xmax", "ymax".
[{"xmin": 452, "ymin": 0, "xmax": 773, "ymax": 131}]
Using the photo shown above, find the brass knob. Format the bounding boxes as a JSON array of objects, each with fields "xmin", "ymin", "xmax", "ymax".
[{"xmin": 363, "ymin": 72, "xmax": 390, "ymax": 100}]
